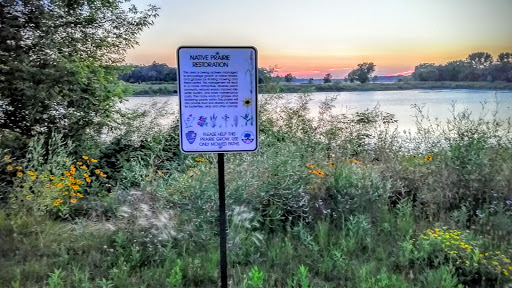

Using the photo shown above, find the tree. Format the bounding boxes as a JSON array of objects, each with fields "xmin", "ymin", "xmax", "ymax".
[
  {"xmin": 308, "ymin": 78, "xmax": 314, "ymax": 84},
  {"xmin": 0, "ymin": 0, "xmax": 158, "ymax": 144},
  {"xmin": 119, "ymin": 62, "xmax": 177, "ymax": 83},
  {"xmin": 284, "ymin": 73, "xmax": 295, "ymax": 83},
  {"xmin": 412, "ymin": 63, "xmax": 440, "ymax": 81},
  {"xmin": 497, "ymin": 52, "xmax": 512, "ymax": 64},
  {"xmin": 492, "ymin": 52, "xmax": 512, "ymax": 82},
  {"xmin": 323, "ymin": 73, "xmax": 332, "ymax": 84},
  {"xmin": 347, "ymin": 62, "xmax": 376, "ymax": 83},
  {"xmin": 466, "ymin": 52, "xmax": 493, "ymax": 68}
]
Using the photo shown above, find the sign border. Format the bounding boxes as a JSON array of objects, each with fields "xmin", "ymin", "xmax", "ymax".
[{"xmin": 177, "ymin": 46, "xmax": 259, "ymax": 154}]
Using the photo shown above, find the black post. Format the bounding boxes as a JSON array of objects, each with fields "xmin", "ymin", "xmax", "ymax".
[{"xmin": 218, "ymin": 153, "xmax": 228, "ymax": 288}]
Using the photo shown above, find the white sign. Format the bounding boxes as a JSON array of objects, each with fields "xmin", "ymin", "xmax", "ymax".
[{"xmin": 177, "ymin": 47, "xmax": 258, "ymax": 153}]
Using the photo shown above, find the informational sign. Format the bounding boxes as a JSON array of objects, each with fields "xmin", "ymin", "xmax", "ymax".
[{"xmin": 177, "ymin": 47, "xmax": 258, "ymax": 153}]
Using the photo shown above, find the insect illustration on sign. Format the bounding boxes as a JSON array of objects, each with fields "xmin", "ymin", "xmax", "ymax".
[{"xmin": 233, "ymin": 115, "xmax": 238, "ymax": 127}]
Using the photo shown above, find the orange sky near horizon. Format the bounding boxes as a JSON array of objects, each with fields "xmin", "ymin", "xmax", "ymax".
[{"xmin": 126, "ymin": 0, "xmax": 512, "ymax": 78}]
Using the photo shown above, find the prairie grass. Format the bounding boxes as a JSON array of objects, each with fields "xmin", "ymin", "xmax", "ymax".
[{"xmin": 0, "ymin": 91, "xmax": 511, "ymax": 287}]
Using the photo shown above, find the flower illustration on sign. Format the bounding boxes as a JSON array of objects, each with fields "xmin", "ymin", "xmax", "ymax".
[
  {"xmin": 242, "ymin": 50, "xmax": 255, "ymax": 127},
  {"xmin": 222, "ymin": 114, "xmax": 230, "ymax": 128},
  {"xmin": 241, "ymin": 113, "xmax": 253, "ymax": 126},
  {"xmin": 197, "ymin": 116, "xmax": 208, "ymax": 127},
  {"xmin": 210, "ymin": 113, "xmax": 218, "ymax": 128},
  {"xmin": 185, "ymin": 114, "xmax": 195, "ymax": 128},
  {"xmin": 243, "ymin": 98, "xmax": 252, "ymax": 107}
]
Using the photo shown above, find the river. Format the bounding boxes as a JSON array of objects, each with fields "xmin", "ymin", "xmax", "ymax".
[{"xmin": 122, "ymin": 89, "xmax": 512, "ymax": 132}]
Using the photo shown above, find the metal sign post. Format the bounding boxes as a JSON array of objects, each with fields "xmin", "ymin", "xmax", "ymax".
[
  {"xmin": 177, "ymin": 47, "xmax": 258, "ymax": 288},
  {"xmin": 217, "ymin": 153, "xmax": 227, "ymax": 287}
]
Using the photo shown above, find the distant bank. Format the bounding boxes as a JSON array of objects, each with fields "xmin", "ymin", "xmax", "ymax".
[
  {"xmin": 126, "ymin": 81, "xmax": 512, "ymax": 96},
  {"xmin": 269, "ymin": 81, "xmax": 512, "ymax": 93}
]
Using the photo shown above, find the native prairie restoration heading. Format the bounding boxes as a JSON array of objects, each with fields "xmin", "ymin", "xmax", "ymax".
[{"xmin": 190, "ymin": 54, "xmax": 231, "ymax": 67}]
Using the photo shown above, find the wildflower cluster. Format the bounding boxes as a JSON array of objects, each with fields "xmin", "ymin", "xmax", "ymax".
[
  {"xmin": 50, "ymin": 156, "xmax": 107, "ymax": 206},
  {"xmin": 7, "ymin": 155, "xmax": 109, "ymax": 215},
  {"xmin": 419, "ymin": 228, "xmax": 512, "ymax": 280},
  {"xmin": 343, "ymin": 158, "xmax": 363, "ymax": 165},
  {"xmin": 408, "ymin": 154, "xmax": 433, "ymax": 162},
  {"xmin": 306, "ymin": 164, "xmax": 325, "ymax": 178},
  {"xmin": 3, "ymin": 155, "xmax": 24, "ymax": 177}
]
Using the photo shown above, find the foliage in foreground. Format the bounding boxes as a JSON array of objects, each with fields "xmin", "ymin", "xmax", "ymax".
[{"xmin": 1, "ymin": 93, "xmax": 512, "ymax": 287}]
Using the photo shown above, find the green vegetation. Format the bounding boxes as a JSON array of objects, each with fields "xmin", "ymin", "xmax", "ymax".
[
  {"xmin": 347, "ymin": 62, "xmax": 376, "ymax": 83},
  {"xmin": 1, "ymin": 92, "xmax": 512, "ymax": 287},
  {"xmin": 119, "ymin": 62, "xmax": 178, "ymax": 83},
  {"xmin": 127, "ymin": 83, "xmax": 178, "ymax": 96},
  {"xmin": 0, "ymin": 0, "xmax": 158, "ymax": 151},
  {"xmin": 259, "ymin": 81, "xmax": 512, "ymax": 94},
  {"xmin": 411, "ymin": 51, "xmax": 512, "ymax": 82},
  {"xmin": 2, "ymin": 1, "xmax": 512, "ymax": 287}
]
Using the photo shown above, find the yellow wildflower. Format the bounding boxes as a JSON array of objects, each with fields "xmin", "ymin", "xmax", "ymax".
[
  {"xmin": 16, "ymin": 166, "xmax": 22, "ymax": 170},
  {"xmin": 71, "ymin": 185, "xmax": 79, "ymax": 190},
  {"xmin": 85, "ymin": 178, "xmax": 91, "ymax": 183},
  {"xmin": 77, "ymin": 162, "xmax": 83, "ymax": 165},
  {"xmin": 100, "ymin": 172, "xmax": 107, "ymax": 177},
  {"xmin": 56, "ymin": 183, "xmax": 64, "ymax": 188},
  {"xmin": 80, "ymin": 166, "xmax": 87, "ymax": 170},
  {"xmin": 7, "ymin": 165, "xmax": 14, "ymax": 171},
  {"xmin": 70, "ymin": 199, "xmax": 77, "ymax": 203},
  {"xmin": 306, "ymin": 164, "xmax": 315, "ymax": 168},
  {"xmin": 53, "ymin": 199, "xmax": 63, "ymax": 206},
  {"xmin": 25, "ymin": 195, "xmax": 33, "ymax": 200},
  {"xmin": 65, "ymin": 171, "xmax": 71, "ymax": 176},
  {"xmin": 95, "ymin": 169, "xmax": 100, "ymax": 174},
  {"xmin": 82, "ymin": 156, "xmax": 88, "ymax": 160},
  {"xmin": 84, "ymin": 173, "xmax": 89, "ymax": 178},
  {"xmin": 77, "ymin": 193, "xmax": 83, "ymax": 198},
  {"xmin": 329, "ymin": 162, "xmax": 336, "ymax": 168},
  {"xmin": 4, "ymin": 155, "xmax": 10, "ymax": 161},
  {"xmin": 76, "ymin": 180, "xmax": 83, "ymax": 185},
  {"xmin": 91, "ymin": 159, "xmax": 98, "ymax": 163},
  {"xmin": 195, "ymin": 158, "xmax": 205, "ymax": 162}
]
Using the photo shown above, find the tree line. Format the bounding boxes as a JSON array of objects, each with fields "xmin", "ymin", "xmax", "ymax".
[
  {"xmin": 411, "ymin": 52, "xmax": 512, "ymax": 82},
  {"xmin": 118, "ymin": 62, "xmax": 177, "ymax": 83},
  {"xmin": 118, "ymin": 51, "xmax": 512, "ymax": 85},
  {"xmin": 118, "ymin": 63, "xmax": 277, "ymax": 84}
]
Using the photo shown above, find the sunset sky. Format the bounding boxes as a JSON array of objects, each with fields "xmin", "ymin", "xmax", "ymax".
[{"xmin": 126, "ymin": 0, "xmax": 512, "ymax": 78}]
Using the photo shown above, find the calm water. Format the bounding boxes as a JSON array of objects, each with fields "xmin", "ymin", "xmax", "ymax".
[{"xmin": 123, "ymin": 89, "xmax": 512, "ymax": 132}]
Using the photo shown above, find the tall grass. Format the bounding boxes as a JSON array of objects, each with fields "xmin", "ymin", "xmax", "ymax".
[{"xmin": 1, "ymin": 91, "xmax": 511, "ymax": 287}]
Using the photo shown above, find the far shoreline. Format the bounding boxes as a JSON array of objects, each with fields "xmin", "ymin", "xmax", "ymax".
[{"xmin": 129, "ymin": 81, "xmax": 512, "ymax": 97}]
